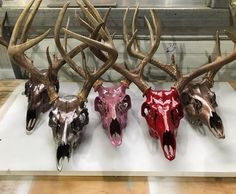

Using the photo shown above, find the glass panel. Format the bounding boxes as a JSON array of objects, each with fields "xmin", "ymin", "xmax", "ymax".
[
  {"xmin": 117, "ymin": 0, "xmax": 207, "ymax": 8},
  {"xmin": 2, "ymin": 0, "xmax": 207, "ymax": 8}
]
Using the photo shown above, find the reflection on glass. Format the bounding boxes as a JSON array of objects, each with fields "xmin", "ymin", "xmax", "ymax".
[
  {"xmin": 2, "ymin": 0, "xmax": 207, "ymax": 8},
  {"xmin": 118, "ymin": 0, "xmax": 206, "ymax": 7}
]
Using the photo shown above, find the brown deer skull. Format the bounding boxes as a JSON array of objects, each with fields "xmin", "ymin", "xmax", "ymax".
[
  {"xmin": 181, "ymin": 82, "xmax": 224, "ymax": 138},
  {"xmin": 25, "ymin": 70, "xmax": 59, "ymax": 133}
]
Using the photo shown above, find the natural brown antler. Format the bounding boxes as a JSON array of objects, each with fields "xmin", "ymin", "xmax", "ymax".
[
  {"xmin": 60, "ymin": 1, "xmax": 118, "ymax": 102},
  {"xmin": 175, "ymin": 28, "xmax": 236, "ymax": 92},
  {"xmin": 201, "ymin": 6, "xmax": 236, "ymax": 89},
  {"xmin": 8, "ymin": 0, "xmax": 58, "ymax": 101},
  {"xmin": 48, "ymin": 2, "xmax": 89, "ymax": 81},
  {"xmin": 0, "ymin": 12, "xmax": 10, "ymax": 48},
  {"xmin": 74, "ymin": 1, "xmax": 159, "ymax": 94},
  {"xmin": 123, "ymin": 6, "xmax": 179, "ymax": 80},
  {"xmin": 112, "ymin": 8, "xmax": 160, "ymax": 93}
]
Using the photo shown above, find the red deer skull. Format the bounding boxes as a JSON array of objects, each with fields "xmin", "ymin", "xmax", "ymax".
[{"xmin": 141, "ymin": 88, "xmax": 183, "ymax": 160}]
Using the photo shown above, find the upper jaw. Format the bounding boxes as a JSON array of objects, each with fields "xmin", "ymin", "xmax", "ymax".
[
  {"xmin": 109, "ymin": 118, "xmax": 122, "ymax": 146},
  {"xmin": 56, "ymin": 143, "xmax": 71, "ymax": 171},
  {"xmin": 26, "ymin": 108, "xmax": 38, "ymax": 134},
  {"xmin": 161, "ymin": 131, "xmax": 176, "ymax": 161},
  {"xmin": 208, "ymin": 111, "xmax": 225, "ymax": 139}
]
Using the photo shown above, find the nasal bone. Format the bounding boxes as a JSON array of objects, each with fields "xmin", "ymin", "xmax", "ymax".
[
  {"xmin": 163, "ymin": 113, "xmax": 170, "ymax": 132},
  {"xmin": 111, "ymin": 105, "xmax": 117, "ymax": 119},
  {"xmin": 62, "ymin": 120, "xmax": 68, "ymax": 144}
]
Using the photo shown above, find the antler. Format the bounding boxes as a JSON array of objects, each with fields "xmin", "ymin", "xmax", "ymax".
[
  {"xmin": 123, "ymin": 6, "xmax": 179, "ymax": 80},
  {"xmin": 0, "ymin": 12, "xmax": 10, "ymax": 48},
  {"xmin": 175, "ymin": 28, "xmax": 236, "ymax": 92},
  {"xmin": 8, "ymin": 0, "xmax": 58, "ymax": 102},
  {"xmin": 59, "ymin": 1, "xmax": 118, "ymax": 102},
  {"xmin": 48, "ymin": 2, "xmax": 89, "ymax": 81},
  {"xmin": 74, "ymin": 1, "xmax": 159, "ymax": 94}
]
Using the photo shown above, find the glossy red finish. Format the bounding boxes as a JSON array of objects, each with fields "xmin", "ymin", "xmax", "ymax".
[{"xmin": 141, "ymin": 87, "xmax": 184, "ymax": 160}]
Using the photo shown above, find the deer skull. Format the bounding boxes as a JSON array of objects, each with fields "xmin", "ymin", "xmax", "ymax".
[
  {"xmin": 141, "ymin": 88, "xmax": 183, "ymax": 160},
  {"xmin": 49, "ymin": 96, "xmax": 88, "ymax": 171},
  {"xmin": 95, "ymin": 84, "xmax": 131, "ymax": 146},
  {"xmin": 181, "ymin": 82, "xmax": 224, "ymax": 138},
  {"xmin": 24, "ymin": 70, "xmax": 59, "ymax": 133}
]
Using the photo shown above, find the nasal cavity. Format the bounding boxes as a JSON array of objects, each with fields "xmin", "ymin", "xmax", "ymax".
[{"xmin": 110, "ymin": 119, "xmax": 121, "ymax": 136}]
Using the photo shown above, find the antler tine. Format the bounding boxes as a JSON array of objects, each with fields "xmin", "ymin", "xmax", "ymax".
[
  {"xmin": 175, "ymin": 29, "xmax": 236, "ymax": 92},
  {"xmin": 144, "ymin": 16, "xmax": 155, "ymax": 49},
  {"xmin": 81, "ymin": 0, "xmax": 111, "ymax": 36},
  {"xmin": 77, "ymin": 13, "xmax": 94, "ymax": 33},
  {"xmin": 63, "ymin": 27, "xmax": 118, "ymax": 101},
  {"xmin": 77, "ymin": 7, "xmax": 111, "ymax": 35},
  {"xmin": 80, "ymin": 47, "xmax": 90, "ymax": 80},
  {"xmin": 131, "ymin": 5, "xmax": 140, "ymax": 52},
  {"xmin": 8, "ymin": 0, "xmax": 58, "ymax": 102},
  {"xmin": 215, "ymin": 30, "xmax": 222, "ymax": 58},
  {"xmin": 123, "ymin": 8, "xmax": 129, "ymax": 45},
  {"xmin": 20, "ymin": 0, "xmax": 42, "ymax": 43},
  {"xmin": 9, "ymin": 0, "xmax": 34, "ymax": 46},
  {"xmin": 0, "ymin": 12, "xmax": 9, "ymax": 47},
  {"xmin": 76, "ymin": 1, "xmax": 113, "ymax": 63},
  {"xmin": 201, "ymin": 31, "xmax": 222, "ymax": 87},
  {"xmin": 76, "ymin": 0, "xmax": 112, "ymax": 43},
  {"xmin": 64, "ymin": 16, "xmax": 70, "ymax": 52}
]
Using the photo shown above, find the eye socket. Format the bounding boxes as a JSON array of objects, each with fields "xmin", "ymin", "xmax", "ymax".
[
  {"xmin": 95, "ymin": 97, "xmax": 107, "ymax": 114},
  {"xmin": 119, "ymin": 95, "xmax": 131, "ymax": 111},
  {"xmin": 123, "ymin": 95, "xmax": 131, "ymax": 109},
  {"xmin": 79, "ymin": 113, "xmax": 86, "ymax": 124},
  {"xmin": 79, "ymin": 109, "xmax": 89, "ymax": 125},
  {"xmin": 49, "ymin": 111, "xmax": 59, "ymax": 128},
  {"xmin": 71, "ymin": 119, "xmax": 79, "ymax": 134},
  {"xmin": 171, "ymin": 109, "xmax": 179, "ymax": 123},
  {"xmin": 211, "ymin": 93, "xmax": 216, "ymax": 103},
  {"xmin": 141, "ymin": 102, "xmax": 150, "ymax": 117},
  {"xmin": 193, "ymin": 99, "xmax": 202, "ymax": 111}
]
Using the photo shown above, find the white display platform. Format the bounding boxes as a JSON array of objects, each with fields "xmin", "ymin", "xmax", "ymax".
[{"xmin": 0, "ymin": 82, "xmax": 236, "ymax": 176}]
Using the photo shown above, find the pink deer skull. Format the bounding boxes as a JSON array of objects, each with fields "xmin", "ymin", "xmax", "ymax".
[{"xmin": 95, "ymin": 84, "xmax": 131, "ymax": 146}]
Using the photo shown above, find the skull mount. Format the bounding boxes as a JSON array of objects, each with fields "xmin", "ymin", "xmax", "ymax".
[
  {"xmin": 141, "ymin": 87, "xmax": 184, "ymax": 161},
  {"xmin": 181, "ymin": 82, "xmax": 224, "ymax": 139},
  {"xmin": 24, "ymin": 70, "xmax": 59, "ymax": 133},
  {"xmin": 49, "ymin": 95, "xmax": 89, "ymax": 171},
  {"xmin": 94, "ymin": 83, "xmax": 131, "ymax": 146}
]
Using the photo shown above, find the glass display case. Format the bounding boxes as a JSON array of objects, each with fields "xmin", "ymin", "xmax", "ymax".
[{"xmin": 0, "ymin": 0, "xmax": 236, "ymax": 193}]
